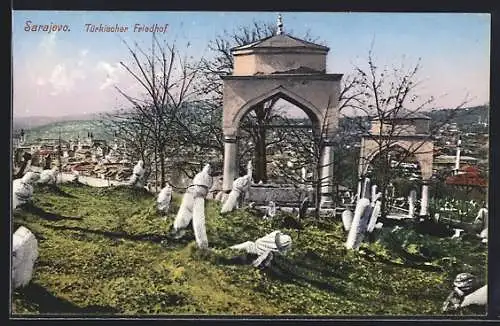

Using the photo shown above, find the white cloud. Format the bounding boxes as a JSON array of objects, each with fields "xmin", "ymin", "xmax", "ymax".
[
  {"xmin": 25, "ymin": 34, "xmax": 89, "ymax": 96},
  {"xmin": 96, "ymin": 61, "xmax": 121, "ymax": 90},
  {"xmin": 47, "ymin": 63, "xmax": 86, "ymax": 96}
]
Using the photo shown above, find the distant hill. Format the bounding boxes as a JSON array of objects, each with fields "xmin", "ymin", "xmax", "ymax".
[
  {"xmin": 427, "ymin": 105, "xmax": 489, "ymax": 127},
  {"xmin": 15, "ymin": 105, "xmax": 489, "ymax": 143},
  {"xmin": 13, "ymin": 112, "xmax": 114, "ymax": 130},
  {"xmin": 21, "ymin": 120, "xmax": 111, "ymax": 143}
]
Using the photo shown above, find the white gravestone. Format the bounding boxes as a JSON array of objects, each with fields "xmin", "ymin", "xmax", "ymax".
[
  {"xmin": 12, "ymin": 226, "xmax": 39, "ymax": 289},
  {"xmin": 38, "ymin": 166, "xmax": 58, "ymax": 185},
  {"xmin": 246, "ymin": 160, "xmax": 253, "ymax": 181},
  {"xmin": 371, "ymin": 185, "xmax": 378, "ymax": 202},
  {"xmin": 366, "ymin": 193, "xmax": 382, "ymax": 233},
  {"xmin": 157, "ymin": 184, "xmax": 173, "ymax": 214},
  {"xmin": 342, "ymin": 209, "xmax": 353, "ymax": 232},
  {"xmin": 173, "ymin": 164, "xmax": 213, "ymax": 249},
  {"xmin": 345, "ymin": 198, "xmax": 372, "ymax": 250},
  {"xmin": 12, "ymin": 172, "xmax": 40, "ymax": 210},
  {"xmin": 229, "ymin": 230, "xmax": 292, "ymax": 268},
  {"xmin": 461, "ymin": 285, "xmax": 487, "ymax": 308},
  {"xmin": 474, "ymin": 208, "xmax": 488, "ymax": 233},
  {"xmin": 263, "ymin": 201, "xmax": 276, "ymax": 220},
  {"xmin": 221, "ymin": 174, "xmax": 252, "ymax": 214},
  {"xmin": 128, "ymin": 160, "xmax": 146, "ymax": 188},
  {"xmin": 451, "ymin": 229, "xmax": 465, "ymax": 239}
]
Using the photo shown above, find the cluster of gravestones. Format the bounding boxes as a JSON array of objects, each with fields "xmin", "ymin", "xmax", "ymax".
[
  {"xmin": 152, "ymin": 160, "xmax": 292, "ymax": 269},
  {"xmin": 341, "ymin": 178, "xmax": 383, "ymax": 250},
  {"xmin": 10, "ymin": 161, "xmax": 488, "ymax": 312},
  {"xmin": 11, "ymin": 166, "xmax": 61, "ymax": 290}
]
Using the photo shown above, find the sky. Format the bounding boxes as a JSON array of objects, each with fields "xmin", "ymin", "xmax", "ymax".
[{"xmin": 12, "ymin": 11, "xmax": 491, "ymax": 118}]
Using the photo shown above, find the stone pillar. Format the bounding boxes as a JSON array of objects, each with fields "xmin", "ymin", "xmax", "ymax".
[
  {"xmin": 419, "ymin": 181, "xmax": 430, "ymax": 217},
  {"xmin": 356, "ymin": 178, "xmax": 363, "ymax": 201},
  {"xmin": 222, "ymin": 135, "xmax": 238, "ymax": 192},
  {"xmin": 371, "ymin": 185, "xmax": 378, "ymax": 203},
  {"xmin": 320, "ymin": 142, "xmax": 334, "ymax": 207},
  {"xmin": 408, "ymin": 189, "xmax": 417, "ymax": 218},
  {"xmin": 362, "ymin": 177, "xmax": 371, "ymax": 199}
]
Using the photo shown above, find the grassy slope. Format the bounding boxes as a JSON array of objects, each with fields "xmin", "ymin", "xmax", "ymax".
[{"xmin": 12, "ymin": 184, "xmax": 487, "ymax": 316}]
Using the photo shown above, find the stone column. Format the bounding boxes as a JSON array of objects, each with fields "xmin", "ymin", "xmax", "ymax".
[
  {"xmin": 320, "ymin": 141, "xmax": 334, "ymax": 207},
  {"xmin": 356, "ymin": 178, "xmax": 363, "ymax": 201},
  {"xmin": 222, "ymin": 135, "xmax": 238, "ymax": 192},
  {"xmin": 408, "ymin": 189, "xmax": 417, "ymax": 218},
  {"xmin": 419, "ymin": 180, "xmax": 430, "ymax": 216},
  {"xmin": 362, "ymin": 177, "xmax": 371, "ymax": 199}
]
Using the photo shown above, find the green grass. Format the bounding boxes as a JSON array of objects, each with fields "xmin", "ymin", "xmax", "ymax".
[{"xmin": 11, "ymin": 183, "xmax": 487, "ymax": 316}]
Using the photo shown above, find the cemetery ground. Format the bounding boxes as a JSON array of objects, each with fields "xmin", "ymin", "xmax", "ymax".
[{"xmin": 12, "ymin": 183, "xmax": 486, "ymax": 316}]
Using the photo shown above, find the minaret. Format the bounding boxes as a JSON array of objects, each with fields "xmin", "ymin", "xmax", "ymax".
[
  {"xmin": 277, "ymin": 13, "xmax": 283, "ymax": 35},
  {"xmin": 454, "ymin": 135, "xmax": 461, "ymax": 174}
]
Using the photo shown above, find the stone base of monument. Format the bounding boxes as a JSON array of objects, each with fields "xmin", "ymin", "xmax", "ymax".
[
  {"xmin": 320, "ymin": 200, "xmax": 335, "ymax": 209},
  {"xmin": 12, "ymin": 226, "xmax": 39, "ymax": 289},
  {"xmin": 254, "ymin": 206, "xmax": 336, "ymax": 217},
  {"xmin": 247, "ymin": 184, "xmax": 313, "ymax": 207}
]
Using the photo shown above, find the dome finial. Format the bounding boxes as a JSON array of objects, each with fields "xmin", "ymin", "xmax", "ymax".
[{"xmin": 277, "ymin": 13, "xmax": 283, "ymax": 35}]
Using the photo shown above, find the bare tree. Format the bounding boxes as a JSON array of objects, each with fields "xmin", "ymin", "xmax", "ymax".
[
  {"xmin": 101, "ymin": 33, "xmax": 201, "ymax": 190},
  {"xmin": 344, "ymin": 47, "xmax": 472, "ymax": 219}
]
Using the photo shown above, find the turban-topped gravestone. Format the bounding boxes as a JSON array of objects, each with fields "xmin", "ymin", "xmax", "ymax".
[
  {"xmin": 221, "ymin": 174, "xmax": 252, "ymax": 214},
  {"xmin": 38, "ymin": 166, "xmax": 59, "ymax": 185},
  {"xmin": 128, "ymin": 160, "xmax": 146, "ymax": 188},
  {"xmin": 229, "ymin": 230, "xmax": 292, "ymax": 268},
  {"xmin": 12, "ymin": 226, "xmax": 39, "ymax": 289},
  {"xmin": 157, "ymin": 184, "xmax": 173, "ymax": 215},
  {"xmin": 12, "ymin": 172, "xmax": 40, "ymax": 210},
  {"xmin": 173, "ymin": 164, "xmax": 213, "ymax": 249},
  {"xmin": 442, "ymin": 273, "xmax": 486, "ymax": 313}
]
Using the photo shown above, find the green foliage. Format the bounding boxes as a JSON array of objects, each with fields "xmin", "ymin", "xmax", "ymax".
[{"xmin": 11, "ymin": 184, "xmax": 486, "ymax": 316}]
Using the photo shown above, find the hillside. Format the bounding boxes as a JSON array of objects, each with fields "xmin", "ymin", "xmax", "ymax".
[
  {"xmin": 12, "ymin": 184, "xmax": 486, "ymax": 316},
  {"xmin": 13, "ymin": 113, "xmax": 106, "ymax": 131},
  {"xmin": 20, "ymin": 120, "xmax": 111, "ymax": 143},
  {"xmin": 429, "ymin": 106, "xmax": 489, "ymax": 128},
  {"xmin": 15, "ymin": 105, "xmax": 489, "ymax": 144}
]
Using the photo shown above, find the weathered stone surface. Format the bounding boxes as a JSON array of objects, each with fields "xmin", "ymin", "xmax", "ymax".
[
  {"xmin": 345, "ymin": 198, "xmax": 371, "ymax": 250},
  {"xmin": 461, "ymin": 285, "xmax": 487, "ymax": 308},
  {"xmin": 247, "ymin": 185, "xmax": 313, "ymax": 206},
  {"xmin": 12, "ymin": 226, "xmax": 38, "ymax": 289},
  {"xmin": 342, "ymin": 209, "xmax": 353, "ymax": 231}
]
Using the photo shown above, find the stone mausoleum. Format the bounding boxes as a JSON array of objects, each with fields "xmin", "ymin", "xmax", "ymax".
[{"xmin": 221, "ymin": 15, "xmax": 342, "ymax": 207}]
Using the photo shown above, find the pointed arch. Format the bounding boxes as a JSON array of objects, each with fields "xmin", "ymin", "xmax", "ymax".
[
  {"xmin": 231, "ymin": 85, "xmax": 323, "ymax": 129},
  {"xmin": 360, "ymin": 141, "xmax": 425, "ymax": 177}
]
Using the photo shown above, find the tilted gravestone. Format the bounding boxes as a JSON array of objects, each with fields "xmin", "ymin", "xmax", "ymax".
[{"xmin": 12, "ymin": 226, "xmax": 39, "ymax": 289}]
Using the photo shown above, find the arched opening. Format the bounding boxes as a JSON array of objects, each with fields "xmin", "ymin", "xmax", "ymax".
[
  {"xmin": 236, "ymin": 93, "xmax": 321, "ymax": 185},
  {"xmin": 366, "ymin": 145, "xmax": 422, "ymax": 197}
]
